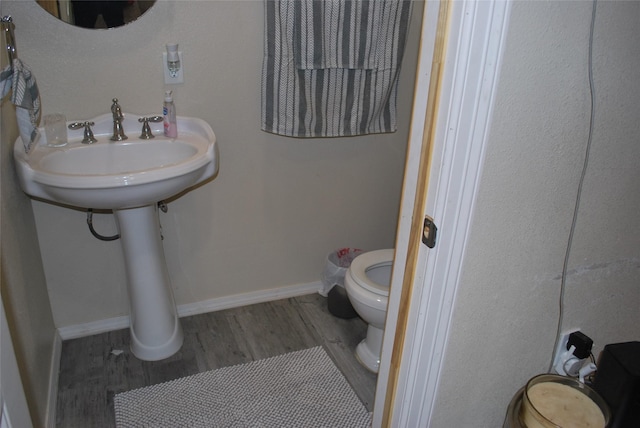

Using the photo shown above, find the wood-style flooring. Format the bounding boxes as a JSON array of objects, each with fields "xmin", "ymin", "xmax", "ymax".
[{"xmin": 55, "ymin": 293, "xmax": 377, "ymax": 427}]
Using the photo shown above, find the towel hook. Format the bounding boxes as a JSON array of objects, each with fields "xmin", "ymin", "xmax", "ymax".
[{"xmin": 1, "ymin": 15, "xmax": 17, "ymax": 63}]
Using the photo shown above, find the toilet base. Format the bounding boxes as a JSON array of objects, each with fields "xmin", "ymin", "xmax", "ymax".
[{"xmin": 355, "ymin": 324, "xmax": 384, "ymax": 373}]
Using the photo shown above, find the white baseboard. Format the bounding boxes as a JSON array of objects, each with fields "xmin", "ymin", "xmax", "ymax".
[
  {"xmin": 177, "ymin": 280, "xmax": 322, "ymax": 318},
  {"xmin": 57, "ymin": 281, "xmax": 323, "ymax": 340},
  {"xmin": 57, "ymin": 314, "xmax": 131, "ymax": 340},
  {"xmin": 46, "ymin": 330, "xmax": 62, "ymax": 428}
]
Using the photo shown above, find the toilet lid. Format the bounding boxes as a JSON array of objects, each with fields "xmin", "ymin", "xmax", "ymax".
[{"xmin": 349, "ymin": 249, "xmax": 394, "ymax": 296}]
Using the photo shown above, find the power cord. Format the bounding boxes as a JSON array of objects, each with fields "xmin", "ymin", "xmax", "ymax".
[{"xmin": 549, "ymin": 0, "xmax": 598, "ymax": 373}]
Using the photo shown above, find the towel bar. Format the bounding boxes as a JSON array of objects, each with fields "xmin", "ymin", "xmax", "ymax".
[{"xmin": 1, "ymin": 15, "xmax": 17, "ymax": 63}]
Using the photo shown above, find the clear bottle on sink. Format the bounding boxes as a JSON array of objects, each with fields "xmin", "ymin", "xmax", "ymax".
[{"xmin": 163, "ymin": 90, "xmax": 178, "ymax": 138}]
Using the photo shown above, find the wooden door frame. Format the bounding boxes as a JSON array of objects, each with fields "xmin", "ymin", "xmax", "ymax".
[{"xmin": 373, "ymin": 1, "xmax": 513, "ymax": 426}]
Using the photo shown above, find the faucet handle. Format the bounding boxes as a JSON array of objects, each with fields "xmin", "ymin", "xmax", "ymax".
[
  {"xmin": 138, "ymin": 116, "xmax": 163, "ymax": 139},
  {"xmin": 69, "ymin": 121, "xmax": 98, "ymax": 144}
]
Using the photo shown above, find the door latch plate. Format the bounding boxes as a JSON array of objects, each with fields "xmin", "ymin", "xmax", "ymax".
[{"xmin": 422, "ymin": 216, "xmax": 437, "ymax": 248}]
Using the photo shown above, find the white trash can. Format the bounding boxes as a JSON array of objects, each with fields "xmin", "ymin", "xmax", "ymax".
[{"xmin": 320, "ymin": 248, "xmax": 362, "ymax": 319}]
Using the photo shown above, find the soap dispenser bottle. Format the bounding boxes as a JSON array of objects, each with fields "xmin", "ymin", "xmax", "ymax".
[{"xmin": 163, "ymin": 90, "xmax": 178, "ymax": 138}]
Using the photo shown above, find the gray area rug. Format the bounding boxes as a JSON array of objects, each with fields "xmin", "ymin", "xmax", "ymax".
[{"xmin": 114, "ymin": 346, "xmax": 371, "ymax": 427}]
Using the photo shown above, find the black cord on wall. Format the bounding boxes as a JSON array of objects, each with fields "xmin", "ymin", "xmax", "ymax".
[{"xmin": 548, "ymin": 0, "xmax": 598, "ymax": 372}]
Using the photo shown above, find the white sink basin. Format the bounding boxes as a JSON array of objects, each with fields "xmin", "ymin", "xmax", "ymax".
[
  {"xmin": 14, "ymin": 113, "xmax": 218, "ymax": 209},
  {"xmin": 13, "ymin": 112, "xmax": 219, "ymax": 360}
]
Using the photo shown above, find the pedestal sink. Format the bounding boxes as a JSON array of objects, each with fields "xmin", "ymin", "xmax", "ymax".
[{"xmin": 13, "ymin": 113, "xmax": 219, "ymax": 360}]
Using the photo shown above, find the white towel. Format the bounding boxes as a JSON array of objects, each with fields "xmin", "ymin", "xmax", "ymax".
[
  {"xmin": 262, "ymin": 0, "xmax": 412, "ymax": 138},
  {"xmin": 0, "ymin": 58, "xmax": 41, "ymax": 152}
]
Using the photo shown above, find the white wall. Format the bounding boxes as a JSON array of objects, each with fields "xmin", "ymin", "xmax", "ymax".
[
  {"xmin": 2, "ymin": 1, "xmax": 423, "ymax": 328},
  {"xmin": 431, "ymin": 1, "xmax": 640, "ymax": 426},
  {"xmin": 1, "ymin": 36, "xmax": 56, "ymax": 428}
]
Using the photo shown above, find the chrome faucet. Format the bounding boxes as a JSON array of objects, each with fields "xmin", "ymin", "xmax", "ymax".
[
  {"xmin": 110, "ymin": 98, "xmax": 128, "ymax": 141},
  {"xmin": 138, "ymin": 116, "xmax": 163, "ymax": 139},
  {"xmin": 68, "ymin": 121, "xmax": 98, "ymax": 144}
]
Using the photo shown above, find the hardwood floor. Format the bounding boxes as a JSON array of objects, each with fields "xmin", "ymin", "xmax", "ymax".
[{"xmin": 55, "ymin": 293, "xmax": 377, "ymax": 427}]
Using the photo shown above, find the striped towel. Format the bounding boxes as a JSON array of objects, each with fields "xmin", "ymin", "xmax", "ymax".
[
  {"xmin": 262, "ymin": 0, "xmax": 412, "ymax": 138},
  {"xmin": 0, "ymin": 58, "xmax": 41, "ymax": 152}
]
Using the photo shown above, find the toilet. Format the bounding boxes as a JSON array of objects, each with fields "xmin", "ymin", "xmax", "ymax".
[{"xmin": 344, "ymin": 249, "xmax": 394, "ymax": 373}]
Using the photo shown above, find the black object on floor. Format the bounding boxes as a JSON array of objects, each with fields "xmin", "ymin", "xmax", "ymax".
[
  {"xmin": 593, "ymin": 341, "xmax": 640, "ymax": 428},
  {"xmin": 328, "ymin": 285, "xmax": 358, "ymax": 319}
]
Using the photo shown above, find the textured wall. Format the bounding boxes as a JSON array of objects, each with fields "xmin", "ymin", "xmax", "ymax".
[
  {"xmin": 1, "ymin": 42, "xmax": 57, "ymax": 428},
  {"xmin": 2, "ymin": 1, "xmax": 422, "ymax": 328},
  {"xmin": 432, "ymin": 1, "xmax": 640, "ymax": 426}
]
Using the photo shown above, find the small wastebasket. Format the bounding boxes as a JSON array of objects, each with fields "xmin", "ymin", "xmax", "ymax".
[{"xmin": 320, "ymin": 248, "xmax": 362, "ymax": 319}]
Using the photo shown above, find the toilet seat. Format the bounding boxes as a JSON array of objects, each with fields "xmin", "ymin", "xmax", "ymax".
[{"xmin": 349, "ymin": 249, "xmax": 394, "ymax": 296}]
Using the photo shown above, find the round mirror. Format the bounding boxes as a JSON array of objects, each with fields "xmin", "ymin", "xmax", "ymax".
[{"xmin": 36, "ymin": 0, "xmax": 156, "ymax": 29}]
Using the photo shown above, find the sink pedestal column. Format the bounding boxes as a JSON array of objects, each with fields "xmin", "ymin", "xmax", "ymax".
[{"xmin": 114, "ymin": 204, "xmax": 183, "ymax": 361}]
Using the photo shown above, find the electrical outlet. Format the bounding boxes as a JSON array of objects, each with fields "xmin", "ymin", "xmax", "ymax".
[
  {"xmin": 552, "ymin": 330, "xmax": 579, "ymax": 375},
  {"xmin": 163, "ymin": 51, "xmax": 184, "ymax": 84}
]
